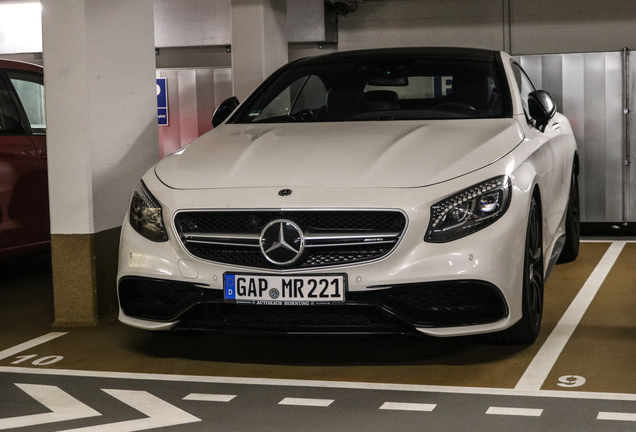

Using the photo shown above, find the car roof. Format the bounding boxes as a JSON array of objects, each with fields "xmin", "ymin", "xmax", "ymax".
[
  {"xmin": 0, "ymin": 58, "xmax": 43, "ymax": 74},
  {"xmin": 293, "ymin": 47, "xmax": 499, "ymax": 67}
]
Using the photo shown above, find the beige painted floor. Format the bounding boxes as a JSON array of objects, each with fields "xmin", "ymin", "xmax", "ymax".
[
  {"xmin": 544, "ymin": 242, "xmax": 636, "ymax": 393},
  {"xmin": 0, "ymin": 242, "xmax": 630, "ymax": 393}
]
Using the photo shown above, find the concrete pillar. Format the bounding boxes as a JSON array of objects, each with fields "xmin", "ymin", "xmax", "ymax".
[
  {"xmin": 231, "ymin": 0, "xmax": 288, "ymax": 101},
  {"xmin": 41, "ymin": 0, "xmax": 159, "ymax": 325}
]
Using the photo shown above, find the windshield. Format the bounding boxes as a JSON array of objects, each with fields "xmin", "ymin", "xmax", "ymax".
[{"xmin": 231, "ymin": 56, "xmax": 508, "ymax": 123}]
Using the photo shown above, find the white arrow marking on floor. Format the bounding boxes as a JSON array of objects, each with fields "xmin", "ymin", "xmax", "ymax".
[
  {"xmin": 56, "ymin": 389, "xmax": 201, "ymax": 432},
  {"xmin": 0, "ymin": 383, "xmax": 101, "ymax": 430}
]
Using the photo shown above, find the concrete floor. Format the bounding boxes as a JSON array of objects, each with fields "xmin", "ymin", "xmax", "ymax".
[{"xmin": 1, "ymin": 240, "xmax": 636, "ymax": 430}]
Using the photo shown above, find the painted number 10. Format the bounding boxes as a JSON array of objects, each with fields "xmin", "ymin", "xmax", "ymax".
[{"xmin": 11, "ymin": 354, "xmax": 64, "ymax": 366}]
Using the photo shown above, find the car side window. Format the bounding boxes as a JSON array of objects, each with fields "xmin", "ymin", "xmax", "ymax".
[
  {"xmin": 6, "ymin": 71, "xmax": 46, "ymax": 134},
  {"xmin": 290, "ymin": 75, "xmax": 327, "ymax": 114},
  {"xmin": 0, "ymin": 75, "xmax": 23, "ymax": 134},
  {"xmin": 510, "ymin": 62, "xmax": 536, "ymax": 121},
  {"xmin": 251, "ymin": 75, "xmax": 327, "ymax": 122}
]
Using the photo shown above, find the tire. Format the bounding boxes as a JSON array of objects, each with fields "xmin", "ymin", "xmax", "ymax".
[
  {"xmin": 557, "ymin": 168, "xmax": 580, "ymax": 263},
  {"xmin": 493, "ymin": 196, "xmax": 544, "ymax": 344}
]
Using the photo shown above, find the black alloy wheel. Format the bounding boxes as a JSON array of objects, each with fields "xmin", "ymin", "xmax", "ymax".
[
  {"xmin": 557, "ymin": 167, "xmax": 580, "ymax": 263},
  {"xmin": 494, "ymin": 195, "xmax": 544, "ymax": 344}
]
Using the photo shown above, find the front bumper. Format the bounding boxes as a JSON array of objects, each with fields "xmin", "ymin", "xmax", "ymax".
[
  {"xmin": 118, "ymin": 276, "xmax": 508, "ymax": 335},
  {"xmin": 118, "ymin": 170, "xmax": 530, "ymax": 337}
]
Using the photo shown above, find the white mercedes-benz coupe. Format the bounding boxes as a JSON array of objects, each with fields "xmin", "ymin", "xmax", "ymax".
[{"xmin": 118, "ymin": 47, "xmax": 579, "ymax": 344}]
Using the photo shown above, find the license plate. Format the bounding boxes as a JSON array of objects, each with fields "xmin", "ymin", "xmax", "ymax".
[{"xmin": 224, "ymin": 274, "xmax": 346, "ymax": 305}]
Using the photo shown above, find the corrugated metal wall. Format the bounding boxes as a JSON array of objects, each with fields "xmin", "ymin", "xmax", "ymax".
[
  {"xmin": 518, "ymin": 52, "xmax": 627, "ymax": 223},
  {"xmin": 156, "ymin": 68, "xmax": 233, "ymax": 158}
]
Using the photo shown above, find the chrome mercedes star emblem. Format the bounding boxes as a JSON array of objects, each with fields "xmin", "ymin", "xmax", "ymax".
[{"xmin": 259, "ymin": 219, "xmax": 305, "ymax": 265}]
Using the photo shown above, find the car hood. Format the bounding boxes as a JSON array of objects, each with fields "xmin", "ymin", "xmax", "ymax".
[{"xmin": 155, "ymin": 119, "xmax": 524, "ymax": 189}]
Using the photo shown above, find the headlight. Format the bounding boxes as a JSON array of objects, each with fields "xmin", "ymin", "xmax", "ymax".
[
  {"xmin": 129, "ymin": 181, "xmax": 169, "ymax": 242},
  {"xmin": 425, "ymin": 176, "xmax": 512, "ymax": 243}
]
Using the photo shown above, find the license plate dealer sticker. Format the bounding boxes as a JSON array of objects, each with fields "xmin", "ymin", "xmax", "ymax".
[{"xmin": 224, "ymin": 274, "xmax": 346, "ymax": 305}]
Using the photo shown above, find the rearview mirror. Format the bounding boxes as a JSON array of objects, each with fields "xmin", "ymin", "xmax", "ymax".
[
  {"xmin": 366, "ymin": 76, "xmax": 409, "ymax": 87},
  {"xmin": 212, "ymin": 96, "xmax": 240, "ymax": 128},
  {"xmin": 528, "ymin": 90, "xmax": 556, "ymax": 132}
]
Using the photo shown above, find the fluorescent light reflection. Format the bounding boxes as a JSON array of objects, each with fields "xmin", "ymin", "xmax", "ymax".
[{"xmin": 0, "ymin": 3, "xmax": 43, "ymax": 54}]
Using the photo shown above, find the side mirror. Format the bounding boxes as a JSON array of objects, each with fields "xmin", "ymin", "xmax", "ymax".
[
  {"xmin": 212, "ymin": 96, "xmax": 240, "ymax": 128},
  {"xmin": 528, "ymin": 90, "xmax": 556, "ymax": 132}
]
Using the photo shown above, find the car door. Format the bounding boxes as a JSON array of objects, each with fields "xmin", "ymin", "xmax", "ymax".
[
  {"xmin": 510, "ymin": 61, "xmax": 568, "ymax": 242},
  {"xmin": 6, "ymin": 70, "xmax": 49, "ymax": 241},
  {"xmin": 0, "ymin": 69, "xmax": 47, "ymax": 250}
]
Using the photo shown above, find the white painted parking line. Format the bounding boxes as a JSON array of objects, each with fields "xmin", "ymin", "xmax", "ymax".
[
  {"xmin": 279, "ymin": 398, "xmax": 334, "ymax": 407},
  {"xmin": 598, "ymin": 411, "xmax": 636, "ymax": 421},
  {"xmin": 0, "ymin": 383, "xmax": 100, "ymax": 430},
  {"xmin": 0, "ymin": 333, "xmax": 68, "ymax": 361},
  {"xmin": 379, "ymin": 402, "xmax": 436, "ymax": 412},
  {"xmin": 183, "ymin": 393, "xmax": 236, "ymax": 402},
  {"xmin": 581, "ymin": 239, "xmax": 636, "ymax": 243},
  {"xmin": 486, "ymin": 406, "xmax": 543, "ymax": 417},
  {"xmin": 5, "ymin": 365, "xmax": 636, "ymax": 401},
  {"xmin": 515, "ymin": 241, "xmax": 626, "ymax": 391}
]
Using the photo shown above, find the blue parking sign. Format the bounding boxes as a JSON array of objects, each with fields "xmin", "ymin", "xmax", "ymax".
[{"xmin": 157, "ymin": 78, "xmax": 168, "ymax": 126}]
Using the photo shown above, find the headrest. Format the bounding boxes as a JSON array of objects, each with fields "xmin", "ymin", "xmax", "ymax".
[
  {"xmin": 326, "ymin": 85, "xmax": 366, "ymax": 119},
  {"xmin": 365, "ymin": 90, "xmax": 399, "ymax": 103},
  {"xmin": 449, "ymin": 74, "xmax": 493, "ymax": 107}
]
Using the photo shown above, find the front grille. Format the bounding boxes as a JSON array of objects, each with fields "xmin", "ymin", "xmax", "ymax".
[
  {"xmin": 177, "ymin": 211, "xmax": 405, "ymax": 232},
  {"xmin": 304, "ymin": 246, "xmax": 393, "ymax": 266},
  {"xmin": 174, "ymin": 210, "xmax": 407, "ymax": 269},
  {"xmin": 182, "ymin": 244, "xmax": 395, "ymax": 269}
]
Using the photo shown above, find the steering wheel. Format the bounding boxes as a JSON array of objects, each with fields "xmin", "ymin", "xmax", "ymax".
[{"xmin": 289, "ymin": 109, "xmax": 316, "ymax": 121}]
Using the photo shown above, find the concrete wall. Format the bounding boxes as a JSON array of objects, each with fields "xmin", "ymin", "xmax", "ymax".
[
  {"xmin": 290, "ymin": 0, "xmax": 636, "ymax": 60},
  {"xmin": 511, "ymin": 0, "xmax": 636, "ymax": 55},
  {"xmin": 3, "ymin": 1, "xmax": 635, "ymax": 64}
]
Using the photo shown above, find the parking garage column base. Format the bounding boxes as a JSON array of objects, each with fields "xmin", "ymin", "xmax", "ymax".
[{"xmin": 50, "ymin": 228, "xmax": 121, "ymax": 327}]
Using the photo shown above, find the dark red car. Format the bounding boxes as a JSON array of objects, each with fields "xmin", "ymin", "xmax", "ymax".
[{"xmin": 0, "ymin": 59, "xmax": 48, "ymax": 259}]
